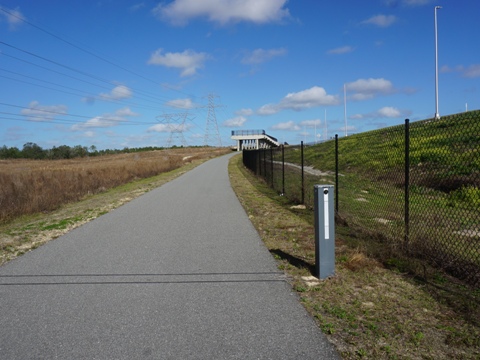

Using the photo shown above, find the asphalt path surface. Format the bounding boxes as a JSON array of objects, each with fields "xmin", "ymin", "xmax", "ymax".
[{"xmin": 0, "ymin": 153, "xmax": 339, "ymax": 359}]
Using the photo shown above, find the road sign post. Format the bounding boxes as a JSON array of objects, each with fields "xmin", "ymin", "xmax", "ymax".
[{"xmin": 314, "ymin": 185, "xmax": 335, "ymax": 279}]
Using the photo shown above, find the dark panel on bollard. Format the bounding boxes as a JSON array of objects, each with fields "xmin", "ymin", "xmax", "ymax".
[{"xmin": 314, "ymin": 185, "xmax": 335, "ymax": 279}]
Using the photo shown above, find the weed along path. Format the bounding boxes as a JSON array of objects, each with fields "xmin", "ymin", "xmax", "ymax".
[{"xmin": 0, "ymin": 153, "xmax": 339, "ymax": 359}]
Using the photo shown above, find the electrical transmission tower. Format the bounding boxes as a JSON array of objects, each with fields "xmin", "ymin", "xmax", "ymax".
[
  {"xmin": 156, "ymin": 112, "xmax": 193, "ymax": 148},
  {"xmin": 204, "ymin": 93, "xmax": 223, "ymax": 147}
]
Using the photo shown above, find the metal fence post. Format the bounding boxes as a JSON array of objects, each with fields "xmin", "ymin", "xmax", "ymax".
[
  {"xmin": 404, "ymin": 119, "xmax": 410, "ymax": 251},
  {"xmin": 314, "ymin": 185, "xmax": 335, "ymax": 279},
  {"xmin": 270, "ymin": 147, "xmax": 274, "ymax": 187},
  {"xmin": 301, "ymin": 141, "xmax": 305, "ymax": 204},
  {"xmin": 263, "ymin": 149, "xmax": 267, "ymax": 180},
  {"xmin": 335, "ymin": 134, "xmax": 339, "ymax": 213},
  {"xmin": 282, "ymin": 144, "xmax": 285, "ymax": 196}
]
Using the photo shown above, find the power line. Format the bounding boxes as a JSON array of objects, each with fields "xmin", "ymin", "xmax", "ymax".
[
  {"xmin": 0, "ymin": 73, "xmax": 161, "ymax": 112},
  {"xmin": 0, "ymin": 43, "xmax": 196, "ymax": 112},
  {"xmin": 0, "ymin": 41, "xmax": 112, "ymax": 87},
  {"xmin": 0, "ymin": 68, "xmax": 168, "ymax": 112},
  {"xmin": 0, "ymin": 102, "xmax": 157, "ymax": 125},
  {"xmin": 1, "ymin": 52, "xmax": 110, "ymax": 89},
  {"xmin": 0, "ymin": 6, "xmax": 197, "ymax": 100},
  {"xmin": 0, "ymin": 6, "xmax": 213, "ymax": 145},
  {"xmin": 0, "ymin": 113, "xmax": 154, "ymax": 126}
]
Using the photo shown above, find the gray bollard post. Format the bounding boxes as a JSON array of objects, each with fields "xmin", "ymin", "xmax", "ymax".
[{"xmin": 314, "ymin": 185, "xmax": 335, "ymax": 279}]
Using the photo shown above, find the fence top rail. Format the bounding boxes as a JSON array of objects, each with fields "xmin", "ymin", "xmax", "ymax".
[
  {"xmin": 231, "ymin": 130, "xmax": 278, "ymax": 143},
  {"xmin": 231, "ymin": 130, "xmax": 266, "ymax": 136}
]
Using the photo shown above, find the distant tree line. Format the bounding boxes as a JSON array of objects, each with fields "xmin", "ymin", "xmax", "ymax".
[{"xmin": 0, "ymin": 142, "xmax": 171, "ymax": 160}]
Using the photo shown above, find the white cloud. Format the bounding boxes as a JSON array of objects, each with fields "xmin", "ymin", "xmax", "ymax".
[
  {"xmin": 0, "ymin": 6, "xmax": 25, "ymax": 30},
  {"xmin": 130, "ymin": 3, "xmax": 146, "ymax": 11},
  {"xmin": 361, "ymin": 14, "xmax": 397, "ymax": 28},
  {"xmin": 464, "ymin": 64, "xmax": 480, "ymax": 78},
  {"xmin": 402, "ymin": 0, "xmax": 432, "ymax": 6},
  {"xmin": 72, "ymin": 116, "xmax": 121, "ymax": 129},
  {"xmin": 241, "ymin": 48, "xmax": 287, "ymax": 64},
  {"xmin": 338, "ymin": 125, "xmax": 357, "ymax": 135},
  {"xmin": 439, "ymin": 64, "xmax": 480, "ymax": 78},
  {"xmin": 165, "ymin": 98, "xmax": 196, "ymax": 109},
  {"xmin": 223, "ymin": 116, "xmax": 247, "ymax": 127},
  {"xmin": 190, "ymin": 133, "xmax": 204, "ymax": 139},
  {"xmin": 258, "ymin": 86, "xmax": 339, "ymax": 115},
  {"xmin": 235, "ymin": 108, "xmax": 253, "ymax": 116},
  {"xmin": 71, "ymin": 107, "xmax": 138, "ymax": 130},
  {"xmin": 147, "ymin": 123, "xmax": 192, "ymax": 133},
  {"xmin": 440, "ymin": 65, "xmax": 454, "ymax": 73},
  {"xmin": 115, "ymin": 107, "xmax": 139, "ymax": 117},
  {"xmin": 153, "ymin": 0, "xmax": 290, "ymax": 26},
  {"xmin": 346, "ymin": 78, "xmax": 396, "ymax": 100},
  {"xmin": 20, "ymin": 101, "xmax": 67, "ymax": 122},
  {"xmin": 327, "ymin": 46, "xmax": 354, "ymax": 55},
  {"xmin": 281, "ymin": 86, "xmax": 340, "ymax": 110},
  {"xmin": 350, "ymin": 114, "xmax": 364, "ymax": 120},
  {"xmin": 257, "ymin": 103, "xmax": 280, "ymax": 115},
  {"xmin": 148, "ymin": 49, "xmax": 208, "ymax": 77},
  {"xmin": 271, "ymin": 121, "xmax": 300, "ymax": 131},
  {"xmin": 377, "ymin": 106, "xmax": 402, "ymax": 117},
  {"xmin": 99, "ymin": 85, "xmax": 133, "ymax": 101},
  {"xmin": 299, "ymin": 119, "xmax": 322, "ymax": 128},
  {"xmin": 351, "ymin": 106, "xmax": 411, "ymax": 119}
]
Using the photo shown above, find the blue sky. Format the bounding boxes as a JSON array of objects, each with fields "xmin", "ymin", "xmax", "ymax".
[{"xmin": 1, "ymin": 0, "xmax": 479, "ymax": 150}]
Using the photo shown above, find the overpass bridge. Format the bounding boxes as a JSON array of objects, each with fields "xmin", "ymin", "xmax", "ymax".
[{"xmin": 231, "ymin": 130, "xmax": 280, "ymax": 151}]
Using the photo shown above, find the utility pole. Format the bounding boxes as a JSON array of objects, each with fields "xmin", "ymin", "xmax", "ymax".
[{"xmin": 204, "ymin": 93, "xmax": 223, "ymax": 147}]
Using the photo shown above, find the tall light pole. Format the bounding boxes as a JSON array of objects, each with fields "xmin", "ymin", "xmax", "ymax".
[{"xmin": 434, "ymin": 5, "xmax": 442, "ymax": 120}]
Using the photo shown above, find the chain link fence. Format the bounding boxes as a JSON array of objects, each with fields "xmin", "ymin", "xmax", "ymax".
[{"xmin": 242, "ymin": 110, "xmax": 480, "ymax": 286}]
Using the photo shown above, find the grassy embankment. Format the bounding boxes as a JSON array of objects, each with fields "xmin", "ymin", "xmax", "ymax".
[
  {"xmin": 0, "ymin": 147, "xmax": 230, "ymax": 264},
  {"xmin": 229, "ymin": 152, "xmax": 480, "ymax": 359},
  {"xmin": 269, "ymin": 111, "xmax": 480, "ymax": 285}
]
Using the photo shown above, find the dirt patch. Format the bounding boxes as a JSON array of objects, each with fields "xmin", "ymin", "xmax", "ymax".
[{"xmin": 273, "ymin": 161, "xmax": 333, "ymax": 177}]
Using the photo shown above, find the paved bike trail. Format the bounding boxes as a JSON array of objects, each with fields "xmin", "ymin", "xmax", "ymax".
[{"xmin": 0, "ymin": 153, "xmax": 339, "ymax": 359}]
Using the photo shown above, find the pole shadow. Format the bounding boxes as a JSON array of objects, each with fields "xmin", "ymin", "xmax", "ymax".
[{"xmin": 270, "ymin": 249, "xmax": 315, "ymax": 276}]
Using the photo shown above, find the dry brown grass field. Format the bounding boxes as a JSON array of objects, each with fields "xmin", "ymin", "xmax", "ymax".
[{"xmin": 0, "ymin": 147, "xmax": 230, "ymax": 224}]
